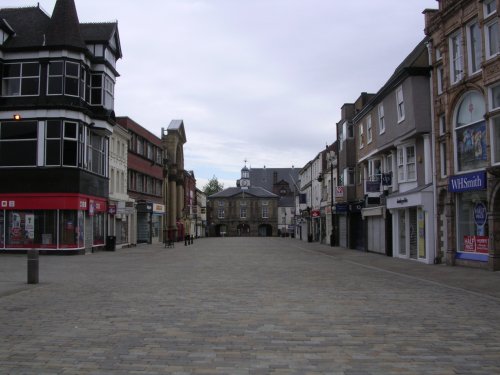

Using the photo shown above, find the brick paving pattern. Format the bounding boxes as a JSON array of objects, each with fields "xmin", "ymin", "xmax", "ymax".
[{"xmin": 1, "ymin": 237, "xmax": 500, "ymax": 374}]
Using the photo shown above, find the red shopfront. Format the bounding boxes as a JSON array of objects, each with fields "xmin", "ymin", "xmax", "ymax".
[{"xmin": 0, "ymin": 193, "xmax": 107, "ymax": 252}]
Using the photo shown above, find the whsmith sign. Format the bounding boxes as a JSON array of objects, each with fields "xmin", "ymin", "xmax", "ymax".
[{"xmin": 449, "ymin": 171, "xmax": 487, "ymax": 193}]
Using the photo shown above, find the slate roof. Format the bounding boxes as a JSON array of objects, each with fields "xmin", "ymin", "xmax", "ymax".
[
  {"xmin": 278, "ymin": 196, "xmax": 295, "ymax": 208},
  {"xmin": 80, "ymin": 22, "xmax": 122, "ymax": 58},
  {"xmin": 168, "ymin": 120, "xmax": 184, "ymax": 130},
  {"xmin": 249, "ymin": 168, "xmax": 300, "ymax": 192},
  {"xmin": 0, "ymin": 0, "xmax": 120, "ymax": 55},
  {"xmin": 209, "ymin": 187, "xmax": 278, "ymax": 199},
  {"xmin": 0, "ymin": 6, "xmax": 50, "ymax": 49},
  {"xmin": 45, "ymin": 0, "xmax": 86, "ymax": 50}
]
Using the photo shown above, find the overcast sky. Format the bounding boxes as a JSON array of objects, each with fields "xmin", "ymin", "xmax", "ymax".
[{"xmin": 6, "ymin": 0, "xmax": 438, "ymax": 188}]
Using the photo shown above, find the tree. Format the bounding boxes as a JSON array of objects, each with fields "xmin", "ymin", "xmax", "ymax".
[{"xmin": 203, "ymin": 175, "xmax": 224, "ymax": 196}]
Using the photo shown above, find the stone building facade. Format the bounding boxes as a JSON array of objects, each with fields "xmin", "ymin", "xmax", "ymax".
[
  {"xmin": 207, "ymin": 166, "xmax": 278, "ymax": 237},
  {"xmin": 425, "ymin": 0, "xmax": 500, "ymax": 270}
]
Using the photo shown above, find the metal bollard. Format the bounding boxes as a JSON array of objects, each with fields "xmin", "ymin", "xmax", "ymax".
[{"xmin": 27, "ymin": 249, "xmax": 39, "ymax": 284}]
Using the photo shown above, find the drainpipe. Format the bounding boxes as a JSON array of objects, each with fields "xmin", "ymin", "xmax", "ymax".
[{"xmin": 426, "ymin": 39, "xmax": 439, "ymax": 264}]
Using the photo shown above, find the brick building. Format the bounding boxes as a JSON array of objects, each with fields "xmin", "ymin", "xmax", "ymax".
[{"xmin": 116, "ymin": 116, "xmax": 165, "ymax": 244}]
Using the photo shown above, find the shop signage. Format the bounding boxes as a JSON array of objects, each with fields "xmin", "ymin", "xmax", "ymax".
[
  {"xmin": 350, "ymin": 202, "xmax": 363, "ymax": 213},
  {"xmin": 473, "ymin": 202, "xmax": 487, "ymax": 227},
  {"xmin": 89, "ymin": 200, "xmax": 95, "ymax": 216},
  {"xmin": 463, "ymin": 235, "xmax": 489, "ymax": 254},
  {"xmin": 366, "ymin": 181, "xmax": 381, "ymax": 193},
  {"xmin": 311, "ymin": 210, "xmax": 321, "ymax": 218},
  {"xmin": 108, "ymin": 205, "xmax": 117, "ymax": 215},
  {"xmin": 335, "ymin": 186, "xmax": 344, "ymax": 198},
  {"xmin": 382, "ymin": 173, "xmax": 392, "ymax": 186},
  {"xmin": 153, "ymin": 203, "xmax": 165, "ymax": 214},
  {"xmin": 449, "ymin": 171, "xmax": 486, "ymax": 192},
  {"xmin": 335, "ymin": 203, "xmax": 349, "ymax": 212}
]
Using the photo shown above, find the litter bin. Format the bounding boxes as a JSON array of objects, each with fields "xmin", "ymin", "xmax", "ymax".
[{"xmin": 106, "ymin": 236, "xmax": 116, "ymax": 251}]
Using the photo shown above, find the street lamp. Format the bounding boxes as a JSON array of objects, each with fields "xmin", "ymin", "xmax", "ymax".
[{"xmin": 326, "ymin": 147, "xmax": 335, "ymax": 247}]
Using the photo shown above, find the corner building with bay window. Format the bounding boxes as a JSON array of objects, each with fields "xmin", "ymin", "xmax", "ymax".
[
  {"xmin": 425, "ymin": 0, "xmax": 500, "ymax": 270},
  {"xmin": 0, "ymin": 0, "xmax": 122, "ymax": 253}
]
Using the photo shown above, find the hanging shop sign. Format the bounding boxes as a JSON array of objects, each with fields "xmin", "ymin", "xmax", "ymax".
[{"xmin": 382, "ymin": 173, "xmax": 392, "ymax": 186}]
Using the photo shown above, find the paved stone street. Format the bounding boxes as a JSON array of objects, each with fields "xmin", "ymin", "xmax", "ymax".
[{"xmin": 1, "ymin": 238, "xmax": 500, "ymax": 375}]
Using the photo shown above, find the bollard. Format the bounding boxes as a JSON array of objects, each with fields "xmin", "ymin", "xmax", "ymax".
[
  {"xmin": 27, "ymin": 249, "xmax": 39, "ymax": 284},
  {"xmin": 184, "ymin": 235, "xmax": 188, "ymax": 246}
]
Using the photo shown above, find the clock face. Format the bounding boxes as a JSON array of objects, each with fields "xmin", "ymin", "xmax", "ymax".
[{"xmin": 241, "ymin": 179, "xmax": 248, "ymax": 186}]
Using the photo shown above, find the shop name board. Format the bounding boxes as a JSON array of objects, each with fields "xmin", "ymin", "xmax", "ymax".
[{"xmin": 449, "ymin": 171, "xmax": 486, "ymax": 192}]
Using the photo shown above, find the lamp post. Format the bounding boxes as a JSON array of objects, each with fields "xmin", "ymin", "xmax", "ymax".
[{"xmin": 327, "ymin": 149, "xmax": 335, "ymax": 247}]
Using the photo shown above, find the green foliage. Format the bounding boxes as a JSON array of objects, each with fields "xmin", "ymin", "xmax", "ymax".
[{"xmin": 203, "ymin": 175, "xmax": 224, "ymax": 196}]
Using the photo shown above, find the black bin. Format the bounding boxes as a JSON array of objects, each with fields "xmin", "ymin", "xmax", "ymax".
[{"xmin": 106, "ymin": 236, "xmax": 116, "ymax": 251}]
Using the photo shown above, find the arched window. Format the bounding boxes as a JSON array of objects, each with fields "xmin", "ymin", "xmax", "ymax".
[{"xmin": 455, "ymin": 91, "xmax": 487, "ymax": 172}]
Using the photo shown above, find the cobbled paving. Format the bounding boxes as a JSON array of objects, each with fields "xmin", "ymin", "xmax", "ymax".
[{"xmin": 1, "ymin": 237, "xmax": 500, "ymax": 374}]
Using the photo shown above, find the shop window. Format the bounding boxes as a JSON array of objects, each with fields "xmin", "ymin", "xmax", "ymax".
[
  {"xmin": 4, "ymin": 211, "xmax": 57, "ymax": 249},
  {"xmin": 59, "ymin": 210, "xmax": 79, "ymax": 248},
  {"xmin": 0, "ymin": 121, "xmax": 37, "ymax": 166},
  {"xmin": 456, "ymin": 192, "xmax": 488, "ymax": 255},
  {"xmin": 0, "ymin": 212, "xmax": 4, "ymax": 248},
  {"xmin": 455, "ymin": 91, "xmax": 487, "ymax": 172},
  {"xmin": 93, "ymin": 212, "xmax": 105, "ymax": 245}
]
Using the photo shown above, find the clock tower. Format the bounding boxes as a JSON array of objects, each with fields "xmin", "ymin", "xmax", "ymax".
[{"xmin": 240, "ymin": 163, "xmax": 250, "ymax": 189}]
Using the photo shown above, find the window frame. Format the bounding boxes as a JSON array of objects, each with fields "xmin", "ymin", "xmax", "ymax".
[
  {"xmin": 454, "ymin": 91, "xmax": 487, "ymax": 172},
  {"xmin": 0, "ymin": 120, "xmax": 38, "ymax": 167},
  {"xmin": 466, "ymin": 19, "xmax": 482, "ymax": 75},
  {"xmin": 489, "ymin": 83, "xmax": 500, "ymax": 111},
  {"xmin": 397, "ymin": 143, "xmax": 417, "ymax": 183},
  {"xmin": 396, "ymin": 85, "xmax": 405, "ymax": 122},
  {"xmin": 491, "ymin": 115, "xmax": 500, "ymax": 165},
  {"xmin": 485, "ymin": 19, "xmax": 499, "ymax": 60},
  {"xmin": 484, "ymin": 0, "xmax": 497, "ymax": 18},
  {"xmin": 436, "ymin": 65, "xmax": 444, "ymax": 95},
  {"xmin": 378, "ymin": 103, "xmax": 385, "ymax": 134},
  {"xmin": 449, "ymin": 31, "xmax": 464, "ymax": 84},
  {"xmin": 359, "ymin": 122, "xmax": 364, "ymax": 149},
  {"xmin": 2, "ymin": 62, "xmax": 40, "ymax": 97},
  {"xmin": 366, "ymin": 115, "xmax": 372, "ymax": 144}
]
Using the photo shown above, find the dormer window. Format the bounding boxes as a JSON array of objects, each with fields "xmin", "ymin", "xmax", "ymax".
[{"xmin": 87, "ymin": 44, "xmax": 104, "ymax": 57}]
